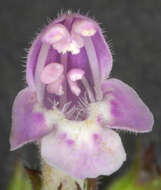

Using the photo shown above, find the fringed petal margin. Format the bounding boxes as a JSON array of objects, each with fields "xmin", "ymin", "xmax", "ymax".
[
  {"xmin": 10, "ymin": 87, "xmax": 52, "ymax": 150},
  {"xmin": 101, "ymin": 79, "xmax": 154, "ymax": 133}
]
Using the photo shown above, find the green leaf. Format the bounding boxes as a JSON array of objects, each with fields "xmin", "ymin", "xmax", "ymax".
[
  {"xmin": 107, "ymin": 143, "xmax": 161, "ymax": 190},
  {"xmin": 8, "ymin": 162, "xmax": 33, "ymax": 190},
  {"xmin": 25, "ymin": 167, "xmax": 42, "ymax": 190}
]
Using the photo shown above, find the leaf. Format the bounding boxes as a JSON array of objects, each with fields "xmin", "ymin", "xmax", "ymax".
[
  {"xmin": 25, "ymin": 167, "xmax": 42, "ymax": 190},
  {"xmin": 107, "ymin": 143, "xmax": 161, "ymax": 190},
  {"xmin": 8, "ymin": 162, "xmax": 33, "ymax": 190}
]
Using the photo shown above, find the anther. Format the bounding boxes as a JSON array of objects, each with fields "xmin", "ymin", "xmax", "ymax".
[
  {"xmin": 47, "ymin": 75, "xmax": 64, "ymax": 95},
  {"xmin": 40, "ymin": 63, "xmax": 64, "ymax": 84},
  {"xmin": 72, "ymin": 19, "xmax": 96, "ymax": 37},
  {"xmin": 42, "ymin": 24, "xmax": 70, "ymax": 44},
  {"xmin": 67, "ymin": 69, "xmax": 85, "ymax": 96}
]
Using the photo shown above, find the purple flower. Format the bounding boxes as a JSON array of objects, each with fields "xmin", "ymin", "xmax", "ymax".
[{"xmin": 10, "ymin": 12, "xmax": 154, "ymax": 179}]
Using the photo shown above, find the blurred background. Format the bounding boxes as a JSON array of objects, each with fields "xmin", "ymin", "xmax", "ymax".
[{"xmin": 0, "ymin": 0, "xmax": 161, "ymax": 189}]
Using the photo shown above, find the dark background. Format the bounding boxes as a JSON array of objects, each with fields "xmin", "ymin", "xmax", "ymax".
[{"xmin": 0, "ymin": 0, "xmax": 161, "ymax": 189}]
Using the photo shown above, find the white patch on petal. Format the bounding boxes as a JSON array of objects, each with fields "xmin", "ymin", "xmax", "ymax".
[
  {"xmin": 41, "ymin": 101, "xmax": 126, "ymax": 178},
  {"xmin": 88, "ymin": 101, "xmax": 112, "ymax": 123},
  {"xmin": 39, "ymin": 101, "xmax": 112, "ymax": 146}
]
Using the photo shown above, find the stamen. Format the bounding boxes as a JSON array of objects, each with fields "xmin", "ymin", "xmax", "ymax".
[
  {"xmin": 78, "ymin": 93, "xmax": 89, "ymax": 108},
  {"xmin": 68, "ymin": 33, "xmax": 84, "ymax": 55},
  {"xmin": 68, "ymin": 69, "xmax": 85, "ymax": 81},
  {"xmin": 42, "ymin": 24, "xmax": 74, "ymax": 54},
  {"xmin": 42, "ymin": 22, "xmax": 85, "ymax": 54},
  {"xmin": 69, "ymin": 81, "xmax": 81, "ymax": 96},
  {"xmin": 47, "ymin": 83, "xmax": 63, "ymax": 95},
  {"xmin": 46, "ymin": 75, "xmax": 64, "ymax": 95},
  {"xmin": 53, "ymin": 98, "xmax": 59, "ymax": 108},
  {"xmin": 78, "ymin": 97, "xmax": 87, "ymax": 108},
  {"xmin": 71, "ymin": 33, "xmax": 84, "ymax": 48},
  {"xmin": 81, "ymin": 77, "xmax": 95, "ymax": 102},
  {"xmin": 42, "ymin": 24, "xmax": 70, "ymax": 44},
  {"xmin": 59, "ymin": 53, "xmax": 68, "ymax": 108},
  {"xmin": 83, "ymin": 92, "xmax": 89, "ymax": 105},
  {"xmin": 67, "ymin": 69, "xmax": 85, "ymax": 96},
  {"xmin": 84, "ymin": 38, "xmax": 103, "ymax": 101},
  {"xmin": 47, "ymin": 97, "xmax": 59, "ymax": 108},
  {"xmin": 34, "ymin": 43, "xmax": 50, "ymax": 104},
  {"xmin": 40, "ymin": 63, "xmax": 64, "ymax": 84},
  {"xmin": 72, "ymin": 19, "xmax": 96, "ymax": 37},
  {"xmin": 65, "ymin": 105, "xmax": 77, "ymax": 118},
  {"xmin": 62, "ymin": 101, "xmax": 72, "ymax": 113},
  {"xmin": 75, "ymin": 110, "xmax": 82, "ymax": 121}
]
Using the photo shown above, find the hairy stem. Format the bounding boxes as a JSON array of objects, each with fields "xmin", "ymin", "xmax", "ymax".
[{"xmin": 41, "ymin": 160, "xmax": 87, "ymax": 190}]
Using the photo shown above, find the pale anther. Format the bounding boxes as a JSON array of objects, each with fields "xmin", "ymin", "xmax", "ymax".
[
  {"xmin": 40, "ymin": 63, "xmax": 64, "ymax": 84},
  {"xmin": 72, "ymin": 19, "xmax": 96, "ymax": 37},
  {"xmin": 47, "ymin": 75, "xmax": 64, "ymax": 95},
  {"xmin": 67, "ymin": 69, "xmax": 85, "ymax": 96},
  {"xmin": 42, "ymin": 24, "xmax": 70, "ymax": 44}
]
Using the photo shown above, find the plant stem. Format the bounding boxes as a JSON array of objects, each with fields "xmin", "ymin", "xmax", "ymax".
[{"xmin": 41, "ymin": 160, "xmax": 87, "ymax": 190}]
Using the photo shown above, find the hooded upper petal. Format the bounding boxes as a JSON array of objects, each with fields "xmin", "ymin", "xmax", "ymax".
[
  {"xmin": 10, "ymin": 87, "xmax": 52, "ymax": 150},
  {"xmin": 101, "ymin": 78, "xmax": 154, "ymax": 132}
]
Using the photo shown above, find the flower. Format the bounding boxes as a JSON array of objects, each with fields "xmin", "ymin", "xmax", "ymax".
[{"xmin": 10, "ymin": 12, "xmax": 154, "ymax": 179}]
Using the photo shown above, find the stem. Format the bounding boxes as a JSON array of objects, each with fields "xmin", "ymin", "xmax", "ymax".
[{"xmin": 41, "ymin": 160, "xmax": 87, "ymax": 190}]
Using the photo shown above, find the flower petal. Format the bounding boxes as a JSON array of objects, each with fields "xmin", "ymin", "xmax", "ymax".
[
  {"xmin": 41, "ymin": 125, "xmax": 126, "ymax": 179},
  {"xmin": 91, "ymin": 27, "xmax": 113, "ymax": 80},
  {"xmin": 101, "ymin": 78, "xmax": 154, "ymax": 132},
  {"xmin": 10, "ymin": 87, "xmax": 51, "ymax": 150}
]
